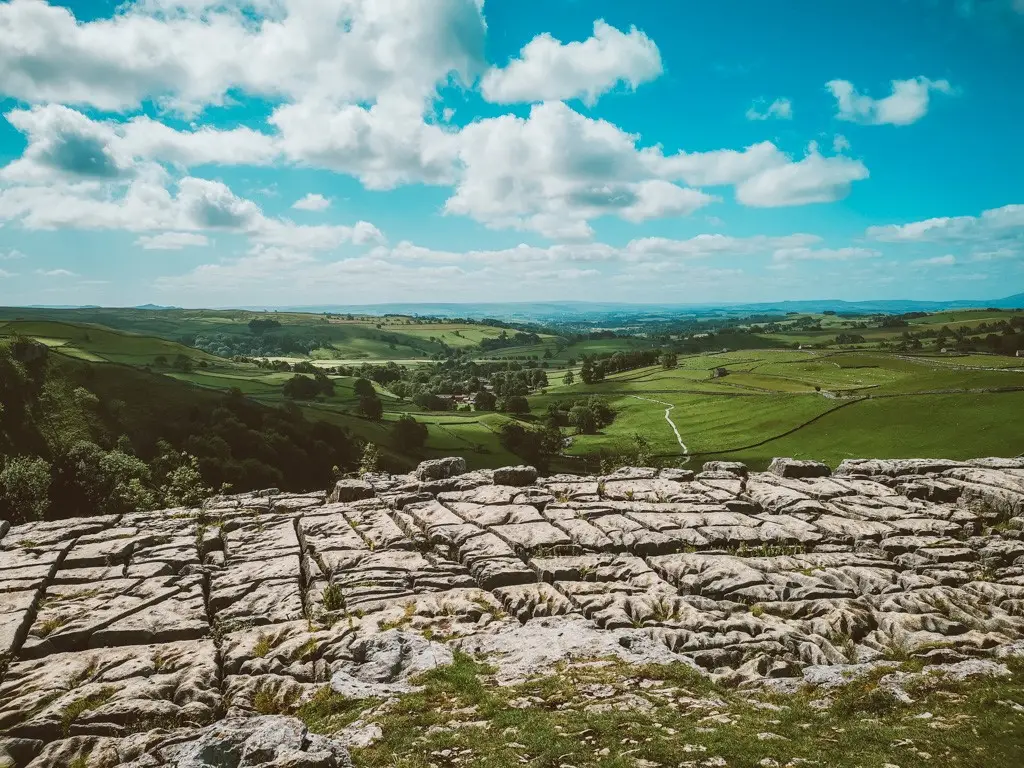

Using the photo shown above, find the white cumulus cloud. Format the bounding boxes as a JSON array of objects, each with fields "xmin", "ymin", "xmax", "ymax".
[
  {"xmin": 746, "ymin": 98, "xmax": 793, "ymax": 121},
  {"xmin": 826, "ymin": 77, "xmax": 955, "ymax": 126},
  {"xmin": 480, "ymin": 20, "xmax": 662, "ymax": 106},
  {"xmin": 735, "ymin": 144, "xmax": 869, "ymax": 207},
  {"xmin": 292, "ymin": 193, "xmax": 331, "ymax": 212}
]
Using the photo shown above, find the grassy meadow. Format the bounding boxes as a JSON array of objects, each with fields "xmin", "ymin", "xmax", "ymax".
[{"xmin": 1, "ymin": 306, "xmax": 1021, "ymax": 473}]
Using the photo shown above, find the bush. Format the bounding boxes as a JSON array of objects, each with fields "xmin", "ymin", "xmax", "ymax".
[
  {"xmin": 359, "ymin": 443, "xmax": 382, "ymax": 474},
  {"xmin": 474, "ymin": 390, "xmax": 497, "ymax": 411},
  {"xmin": 159, "ymin": 450, "xmax": 213, "ymax": 508},
  {"xmin": 0, "ymin": 456, "xmax": 52, "ymax": 523},
  {"xmin": 358, "ymin": 395, "xmax": 384, "ymax": 421},
  {"xmin": 393, "ymin": 415, "xmax": 428, "ymax": 453},
  {"xmin": 502, "ymin": 395, "xmax": 530, "ymax": 415},
  {"xmin": 353, "ymin": 378, "xmax": 376, "ymax": 398}
]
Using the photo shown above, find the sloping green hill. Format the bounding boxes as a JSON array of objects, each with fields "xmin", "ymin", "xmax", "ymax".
[
  {"xmin": 0, "ymin": 338, "xmax": 362, "ymax": 522},
  {"xmin": 0, "ymin": 319, "xmax": 220, "ymax": 366}
]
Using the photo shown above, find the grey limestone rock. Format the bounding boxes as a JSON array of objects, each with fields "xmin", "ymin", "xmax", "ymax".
[
  {"xmin": 767, "ymin": 458, "xmax": 832, "ymax": 479},
  {"xmin": 3, "ymin": 454, "xmax": 1024, "ymax": 759},
  {"xmin": 492, "ymin": 465, "xmax": 539, "ymax": 487},
  {"xmin": 414, "ymin": 457, "xmax": 467, "ymax": 481},
  {"xmin": 328, "ymin": 479, "xmax": 376, "ymax": 504}
]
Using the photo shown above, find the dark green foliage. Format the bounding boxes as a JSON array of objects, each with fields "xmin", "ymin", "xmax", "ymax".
[
  {"xmin": 473, "ymin": 390, "xmax": 497, "ymax": 411},
  {"xmin": 352, "ymin": 378, "xmax": 376, "ymax": 397},
  {"xmin": 359, "ymin": 443, "xmax": 382, "ymax": 474},
  {"xmin": 562, "ymin": 397, "xmax": 616, "ymax": 434},
  {"xmin": 0, "ymin": 456, "xmax": 51, "ymax": 524},
  {"xmin": 479, "ymin": 330, "xmax": 542, "ymax": 351},
  {"xmin": 835, "ymin": 333, "xmax": 866, "ymax": 344},
  {"xmin": 248, "ymin": 318, "xmax": 282, "ymax": 334},
  {"xmin": 282, "ymin": 373, "xmax": 334, "ymax": 400},
  {"xmin": 0, "ymin": 342, "xmax": 359, "ymax": 520},
  {"xmin": 358, "ymin": 395, "xmax": 384, "ymax": 421},
  {"xmin": 392, "ymin": 415, "xmax": 428, "ymax": 453},
  {"xmin": 568, "ymin": 405, "xmax": 597, "ymax": 434},
  {"xmin": 501, "ymin": 395, "xmax": 530, "ymax": 414},
  {"xmin": 498, "ymin": 422, "xmax": 562, "ymax": 471}
]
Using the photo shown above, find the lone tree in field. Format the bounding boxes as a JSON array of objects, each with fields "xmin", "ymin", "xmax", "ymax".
[
  {"xmin": 563, "ymin": 370, "xmax": 575, "ymax": 386},
  {"xmin": 392, "ymin": 415, "xmax": 429, "ymax": 452},
  {"xmin": 661, "ymin": 351, "xmax": 678, "ymax": 369},
  {"xmin": 358, "ymin": 395, "xmax": 384, "ymax": 421},
  {"xmin": 353, "ymin": 378, "xmax": 376, "ymax": 398}
]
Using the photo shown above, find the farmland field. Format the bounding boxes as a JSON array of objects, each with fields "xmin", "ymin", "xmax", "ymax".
[{"xmin": 1, "ymin": 306, "xmax": 1022, "ymax": 473}]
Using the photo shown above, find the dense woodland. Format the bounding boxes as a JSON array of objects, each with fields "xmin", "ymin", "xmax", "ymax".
[{"xmin": 0, "ymin": 338, "xmax": 361, "ymax": 523}]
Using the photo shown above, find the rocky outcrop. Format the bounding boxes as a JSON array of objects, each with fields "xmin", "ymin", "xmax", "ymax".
[{"xmin": 2, "ymin": 456, "xmax": 1024, "ymax": 765}]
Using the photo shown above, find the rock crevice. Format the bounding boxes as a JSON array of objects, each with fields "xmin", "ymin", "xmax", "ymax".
[{"xmin": 2, "ymin": 455, "xmax": 1024, "ymax": 765}]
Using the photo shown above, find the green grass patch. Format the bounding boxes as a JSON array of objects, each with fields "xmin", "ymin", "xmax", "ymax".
[{"xmin": 300, "ymin": 654, "xmax": 1024, "ymax": 768}]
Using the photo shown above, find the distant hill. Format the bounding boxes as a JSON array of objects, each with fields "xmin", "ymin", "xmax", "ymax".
[{"xmin": 264, "ymin": 293, "xmax": 1024, "ymax": 323}]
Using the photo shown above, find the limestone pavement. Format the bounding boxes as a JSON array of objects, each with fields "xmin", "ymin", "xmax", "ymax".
[{"xmin": 2, "ymin": 454, "xmax": 1024, "ymax": 766}]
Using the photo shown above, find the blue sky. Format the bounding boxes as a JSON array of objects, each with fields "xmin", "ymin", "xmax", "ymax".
[{"xmin": 0, "ymin": 0, "xmax": 1022, "ymax": 307}]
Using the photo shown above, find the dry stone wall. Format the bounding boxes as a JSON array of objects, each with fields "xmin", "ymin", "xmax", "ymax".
[{"xmin": 2, "ymin": 456, "xmax": 1024, "ymax": 766}]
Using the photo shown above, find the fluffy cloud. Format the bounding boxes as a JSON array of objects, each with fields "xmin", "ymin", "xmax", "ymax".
[
  {"xmin": 136, "ymin": 232, "xmax": 210, "ymax": 249},
  {"xmin": 826, "ymin": 77, "xmax": 954, "ymax": 126},
  {"xmin": 0, "ymin": 1, "xmax": 877, "ymax": 251},
  {"xmin": 0, "ymin": 0, "xmax": 487, "ymax": 112},
  {"xmin": 735, "ymin": 145, "xmax": 869, "ymax": 207},
  {"xmin": 746, "ymin": 98, "xmax": 792, "ymax": 121},
  {"xmin": 373, "ymin": 240, "xmax": 620, "ymax": 265},
  {"xmin": 2, "ymin": 105, "xmax": 135, "ymax": 183},
  {"xmin": 119, "ymin": 117, "xmax": 279, "ymax": 167},
  {"xmin": 0, "ymin": 173, "xmax": 384, "ymax": 254},
  {"xmin": 480, "ymin": 20, "xmax": 662, "ymax": 106},
  {"xmin": 646, "ymin": 142, "xmax": 787, "ymax": 187},
  {"xmin": 866, "ymin": 204, "xmax": 1024, "ymax": 244},
  {"xmin": 447, "ymin": 102, "xmax": 718, "ymax": 238},
  {"xmin": 292, "ymin": 193, "xmax": 331, "ymax": 212},
  {"xmin": 447, "ymin": 103, "xmax": 869, "ymax": 237},
  {"xmin": 3, "ymin": 105, "xmax": 279, "ymax": 182},
  {"xmin": 270, "ymin": 95, "xmax": 460, "ymax": 189}
]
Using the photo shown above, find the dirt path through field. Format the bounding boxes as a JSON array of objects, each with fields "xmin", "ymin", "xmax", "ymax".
[{"xmin": 629, "ymin": 395, "xmax": 690, "ymax": 463}]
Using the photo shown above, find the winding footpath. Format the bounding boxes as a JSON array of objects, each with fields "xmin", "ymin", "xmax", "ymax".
[{"xmin": 629, "ymin": 395, "xmax": 690, "ymax": 463}]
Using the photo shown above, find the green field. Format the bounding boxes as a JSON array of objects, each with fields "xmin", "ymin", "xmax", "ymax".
[
  {"xmin": 2, "ymin": 307, "xmax": 1021, "ymax": 474},
  {"xmin": 541, "ymin": 348, "xmax": 1024, "ymax": 470}
]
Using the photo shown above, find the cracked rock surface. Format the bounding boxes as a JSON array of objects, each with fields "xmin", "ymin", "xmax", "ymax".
[{"xmin": 2, "ymin": 456, "xmax": 1024, "ymax": 765}]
